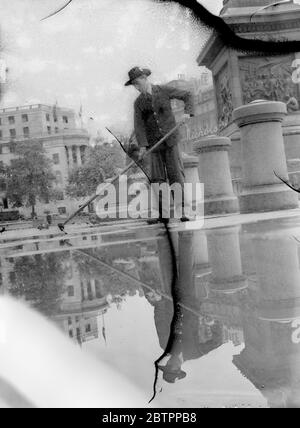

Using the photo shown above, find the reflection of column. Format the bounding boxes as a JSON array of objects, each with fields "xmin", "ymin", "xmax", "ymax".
[
  {"xmin": 248, "ymin": 230, "xmax": 300, "ymax": 318},
  {"xmin": 193, "ymin": 136, "xmax": 239, "ymax": 215},
  {"xmin": 192, "ymin": 230, "xmax": 209, "ymax": 301},
  {"xmin": 206, "ymin": 225, "xmax": 247, "ymax": 294},
  {"xmin": 234, "ymin": 229, "xmax": 300, "ymax": 408},
  {"xmin": 233, "ymin": 100, "xmax": 299, "ymax": 213},
  {"xmin": 178, "ymin": 231, "xmax": 195, "ymax": 296},
  {"xmin": 193, "ymin": 231, "xmax": 209, "ymax": 270}
]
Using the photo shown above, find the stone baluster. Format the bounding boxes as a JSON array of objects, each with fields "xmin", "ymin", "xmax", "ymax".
[
  {"xmin": 206, "ymin": 225, "xmax": 247, "ymax": 294},
  {"xmin": 193, "ymin": 135, "xmax": 239, "ymax": 215},
  {"xmin": 233, "ymin": 100, "xmax": 299, "ymax": 213}
]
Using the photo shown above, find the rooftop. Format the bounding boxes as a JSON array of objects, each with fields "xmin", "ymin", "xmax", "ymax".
[{"xmin": 0, "ymin": 104, "xmax": 74, "ymax": 114}]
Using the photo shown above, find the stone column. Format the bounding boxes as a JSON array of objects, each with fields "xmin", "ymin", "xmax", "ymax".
[
  {"xmin": 76, "ymin": 146, "xmax": 82, "ymax": 166},
  {"xmin": 233, "ymin": 100, "xmax": 299, "ymax": 213},
  {"xmin": 206, "ymin": 225, "xmax": 247, "ymax": 294},
  {"xmin": 193, "ymin": 135, "xmax": 239, "ymax": 215},
  {"xmin": 182, "ymin": 153, "xmax": 201, "ymax": 216},
  {"xmin": 68, "ymin": 146, "xmax": 74, "ymax": 169},
  {"xmin": 90, "ymin": 278, "xmax": 97, "ymax": 299},
  {"xmin": 82, "ymin": 280, "xmax": 88, "ymax": 301}
]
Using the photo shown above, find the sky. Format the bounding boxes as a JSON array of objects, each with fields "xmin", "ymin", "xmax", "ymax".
[{"xmin": 0, "ymin": 0, "xmax": 223, "ymax": 139}]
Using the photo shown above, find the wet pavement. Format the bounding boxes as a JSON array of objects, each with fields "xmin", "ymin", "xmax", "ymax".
[{"xmin": 1, "ymin": 211, "xmax": 300, "ymax": 408}]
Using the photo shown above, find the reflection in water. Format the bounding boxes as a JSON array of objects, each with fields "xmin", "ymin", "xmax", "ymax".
[{"xmin": 1, "ymin": 218, "xmax": 300, "ymax": 407}]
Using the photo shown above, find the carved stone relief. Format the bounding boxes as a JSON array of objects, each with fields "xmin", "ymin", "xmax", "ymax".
[
  {"xmin": 215, "ymin": 64, "xmax": 234, "ymax": 130},
  {"xmin": 240, "ymin": 55, "xmax": 299, "ymax": 112}
]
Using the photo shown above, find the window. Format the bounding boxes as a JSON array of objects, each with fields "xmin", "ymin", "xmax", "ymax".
[
  {"xmin": 46, "ymin": 113, "xmax": 50, "ymax": 121},
  {"xmin": 56, "ymin": 191, "xmax": 64, "ymax": 201},
  {"xmin": 8, "ymin": 116, "xmax": 15, "ymax": 125},
  {"xmin": 68, "ymin": 317, "xmax": 72, "ymax": 325},
  {"xmin": 58, "ymin": 206, "xmax": 67, "ymax": 215},
  {"xmin": 23, "ymin": 127, "xmax": 29, "ymax": 138},
  {"xmin": 63, "ymin": 115, "xmax": 68, "ymax": 124},
  {"xmin": 52, "ymin": 153, "xmax": 60, "ymax": 164},
  {"xmin": 55, "ymin": 127, "xmax": 59, "ymax": 133},
  {"xmin": 85, "ymin": 324, "xmax": 91, "ymax": 333},
  {"xmin": 47, "ymin": 126, "xmax": 51, "ymax": 135},
  {"xmin": 0, "ymin": 130, "xmax": 2, "ymax": 140},
  {"xmin": 9, "ymin": 128, "xmax": 16, "ymax": 139},
  {"xmin": 22, "ymin": 114, "xmax": 28, "ymax": 123},
  {"xmin": 91, "ymin": 235, "xmax": 98, "ymax": 241},
  {"xmin": 67, "ymin": 286, "xmax": 74, "ymax": 297},
  {"xmin": 9, "ymin": 142, "xmax": 16, "ymax": 153}
]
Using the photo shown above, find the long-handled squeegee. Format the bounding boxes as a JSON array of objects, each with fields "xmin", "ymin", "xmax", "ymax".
[{"xmin": 58, "ymin": 122, "xmax": 183, "ymax": 233}]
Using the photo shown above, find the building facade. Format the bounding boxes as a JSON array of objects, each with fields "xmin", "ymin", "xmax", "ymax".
[{"xmin": 0, "ymin": 104, "xmax": 90, "ymax": 217}]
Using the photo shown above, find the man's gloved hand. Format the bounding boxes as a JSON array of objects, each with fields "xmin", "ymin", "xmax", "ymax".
[
  {"xmin": 138, "ymin": 147, "xmax": 147, "ymax": 161},
  {"xmin": 179, "ymin": 113, "xmax": 194, "ymax": 125}
]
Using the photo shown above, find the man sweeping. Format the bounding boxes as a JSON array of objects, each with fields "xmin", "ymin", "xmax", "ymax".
[{"xmin": 125, "ymin": 66, "xmax": 195, "ymax": 223}]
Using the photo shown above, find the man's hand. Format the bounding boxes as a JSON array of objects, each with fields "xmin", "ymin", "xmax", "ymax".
[
  {"xmin": 138, "ymin": 147, "xmax": 147, "ymax": 161},
  {"xmin": 179, "ymin": 113, "xmax": 194, "ymax": 125}
]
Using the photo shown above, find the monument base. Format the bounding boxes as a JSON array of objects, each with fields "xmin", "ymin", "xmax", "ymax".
[
  {"xmin": 209, "ymin": 276, "xmax": 248, "ymax": 294},
  {"xmin": 239, "ymin": 185, "xmax": 299, "ymax": 214},
  {"xmin": 204, "ymin": 195, "xmax": 239, "ymax": 216}
]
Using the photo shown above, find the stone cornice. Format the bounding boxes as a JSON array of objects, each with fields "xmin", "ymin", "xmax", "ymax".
[
  {"xmin": 231, "ymin": 18, "xmax": 300, "ymax": 34},
  {"xmin": 197, "ymin": 8, "xmax": 300, "ymax": 68}
]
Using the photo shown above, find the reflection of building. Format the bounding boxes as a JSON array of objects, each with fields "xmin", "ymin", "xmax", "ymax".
[{"xmin": 0, "ymin": 104, "xmax": 90, "ymax": 216}]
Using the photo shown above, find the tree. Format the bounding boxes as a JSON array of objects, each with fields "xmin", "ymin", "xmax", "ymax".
[
  {"xmin": 66, "ymin": 142, "xmax": 125, "ymax": 199},
  {"xmin": 5, "ymin": 140, "xmax": 57, "ymax": 218},
  {"xmin": 9, "ymin": 253, "xmax": 67, "ymax": 316}
]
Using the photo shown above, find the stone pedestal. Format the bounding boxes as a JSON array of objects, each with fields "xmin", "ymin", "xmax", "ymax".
[
  {"xmin": 193, "ymin": 136, "xmax": 239, "ymax": 215},
  {"xmin": 233, "ymin": 100, "xmax": 299, "ymax": 213},
  {"xmin": 182, "ymin": 153, "xmax": 202, "ymax": 217},
  {"xmin": 206, "ymin": 225, "xmax": 247, "ymax": 294},
  {"xmin": 247, "ymin": 228, "xmax": 300, "ymax": 320}
]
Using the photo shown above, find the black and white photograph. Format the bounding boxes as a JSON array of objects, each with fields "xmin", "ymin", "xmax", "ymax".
[{"xmin": 1, "ymin": 0, "xmax": 300, "ymax": 411}]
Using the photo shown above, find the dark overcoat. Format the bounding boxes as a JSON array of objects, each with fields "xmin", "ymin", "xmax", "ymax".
[{"xmin": 134, "ymin": 84, "xmax": 194, "ymax": 149}]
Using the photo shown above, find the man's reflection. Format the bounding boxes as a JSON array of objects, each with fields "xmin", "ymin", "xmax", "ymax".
[{"xmin": 142, "ymin": 230, "xmax": 223, "ymax": 385}]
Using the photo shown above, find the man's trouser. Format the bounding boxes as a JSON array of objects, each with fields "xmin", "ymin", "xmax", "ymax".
[{"xmin": 149, "ymin": 143, "xmax": 191, "ymax": 219}]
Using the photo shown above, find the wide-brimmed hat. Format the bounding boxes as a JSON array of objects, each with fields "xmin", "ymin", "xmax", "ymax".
[
  {"xmin": 124, "ymin": 66, "xmax": 151, "ymax": 86},
  {"xmin": 158, "ymin": 365, "xmax": 187, "ymax": 384}
]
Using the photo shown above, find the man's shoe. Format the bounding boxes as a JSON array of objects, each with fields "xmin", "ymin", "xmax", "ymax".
[
  {"xmin": 147, "ymin": 218, "xmax": 160, "ymax": 225},
  {"xmin": 180, "ymin": 216, "xmax": 190, "ymax": 222},
  {"xmin": 159, "ymin": 218, "xmax": 170, "ymax": 225}
]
